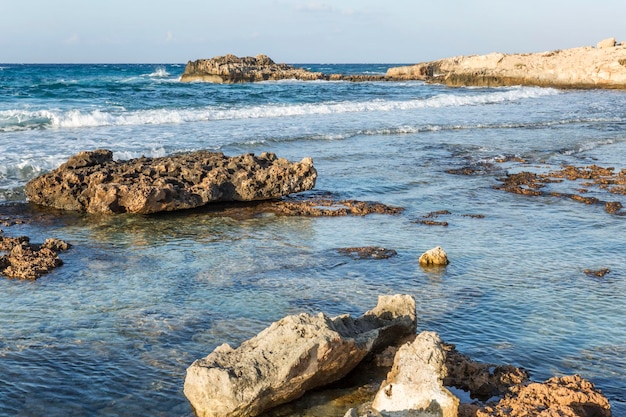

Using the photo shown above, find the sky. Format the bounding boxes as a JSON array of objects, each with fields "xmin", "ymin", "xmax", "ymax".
[{"xmin": 2, "ymin": 0, "xmax": 625, "ymax": 64}]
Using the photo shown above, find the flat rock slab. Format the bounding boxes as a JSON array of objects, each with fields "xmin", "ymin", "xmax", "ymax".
[{"xmin": 25, "ymin": 149, "xmax": 317, "ymax": 214}]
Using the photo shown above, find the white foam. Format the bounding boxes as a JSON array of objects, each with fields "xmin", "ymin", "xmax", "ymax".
[
  {"xmin": 0, "ymin": 87, "xmax": 561, "ymax": 132},
  {"xmin": 144, "ymin": 66, "xmax": 170, "ymax": 78},
  {"xmin": 0, "ymin": 109, "xmax": 56, "ymax": 131}
]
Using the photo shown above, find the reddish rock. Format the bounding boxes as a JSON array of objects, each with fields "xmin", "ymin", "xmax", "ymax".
[
  {"xmin": 443, "ymin": 343, "xmax": 529, "ymax": 399},
  {"xmin": 477, "ymin": 375, "xmax": 612, "ymax": 417}
]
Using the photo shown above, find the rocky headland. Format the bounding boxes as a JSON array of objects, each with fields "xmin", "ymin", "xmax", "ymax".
[
  {"xmin": 386, "ymin": 37, "xmax": 626, "ymax": 89},
  {"xmin": 180, "ymin": 54, "xmax": 388, "ymax": 83},
  {"xmin": 184, "ymin": 294, "xmax": 612, "ymax": 417},
  {"xmin": 25, "ymin": 149, "xmax": 317, "ymax": 214}
]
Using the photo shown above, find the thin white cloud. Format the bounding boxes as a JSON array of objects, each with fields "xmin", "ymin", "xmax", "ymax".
[
  {"xmin": 166, "ymin": 31, "xmax": 174, "ymax": 42},
  {"xmin": 294, "ymin": 2, "xmax": 366, "ymax": 17},
  {"xmin": 295, "ymin": 2, "xmax": 334, "ymax": 13},
  {"xmin": 65, "ymin": 33, "xmax": 80, "ymax": 44}
]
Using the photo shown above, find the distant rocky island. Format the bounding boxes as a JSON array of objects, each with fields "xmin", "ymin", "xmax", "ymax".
[
  {"xmin": 180, "ymin": 54, "xmax": 386, "ymax": 83},
  {"xmin": 181, "ymin": 38, "xmax": 626, "ymax": 89}
]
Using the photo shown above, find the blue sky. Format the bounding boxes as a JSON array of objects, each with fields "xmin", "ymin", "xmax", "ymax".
[{"xmin": 2, "ymin": 0, "xmax": 625, "ymax": 63}]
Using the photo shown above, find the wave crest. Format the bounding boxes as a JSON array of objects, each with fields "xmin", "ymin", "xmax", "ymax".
[{"xmin": 0, "ymin": 87, "xmax": 560, "ymax": 132}]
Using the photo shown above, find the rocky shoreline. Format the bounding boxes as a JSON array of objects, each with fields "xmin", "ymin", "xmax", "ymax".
[
  {"xmin": 180, "ymin": 54, "xmax": 389, "ymax": 83},
  {"xmin": 184, "ymin": 295, "xmax": 612, "ymax": 417},
  {"xmin": 181, "ymin": 38, "xmax": 626, "ymax": 90},
  {"xmin": 387, "ymin": 37, "xmax": 626, "ymax": 89},
  {"xmin": 10, "ymin": 148, "xmax": 619, "ymax": 413}
]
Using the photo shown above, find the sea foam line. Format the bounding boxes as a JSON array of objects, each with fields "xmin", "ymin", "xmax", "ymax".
[{"xmin": 0, "ymin": 87, "xmax": 559, "ymax": 131}]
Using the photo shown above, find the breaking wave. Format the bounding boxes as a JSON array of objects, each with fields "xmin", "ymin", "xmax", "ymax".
[
  {"xmin": 144, "ymin": 66, "xmax": 170, "ymax": 78},
  {"xmin": 0, "ymin": 87, "xmax": 560, "ymax": 132}
]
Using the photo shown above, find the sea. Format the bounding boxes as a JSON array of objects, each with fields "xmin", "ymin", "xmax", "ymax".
[{"xmin": 0, "ymin": 63, "xmax": 625, "ymax": 416}]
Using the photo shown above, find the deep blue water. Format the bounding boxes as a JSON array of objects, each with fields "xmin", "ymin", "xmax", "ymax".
[{"xmin": 0, "ymin": 63, "xmax": 625, "ymax": 416}]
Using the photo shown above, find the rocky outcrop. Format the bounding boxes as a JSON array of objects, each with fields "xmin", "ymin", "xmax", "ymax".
[
  {"xmin": 180, "ymin": 54, "xmax": 390, "ymax": 83},
  {"xmin": 477, "ymin": 375, "xmax": 612, "ymax": 417},
  {"xmin": 387, "ymin": 38, "xmax": 626, "ymax": 89},
  {"xmin": 181, "ymin": 54, "xmax": 328, "ymax": 83},
  {"xmin": 0, "ymin": 235, "xmax": 71, "ymax": 280},
  {"xmin": 369, "ymin": 331, "xmax": 459, "ymax": 417},
  {"xmin": 343, "ymin": 337, "xmax": 610, "ymax": 417},
  {"xmin": 183, "ymin": 294, "xmax": 417, "ymax": 417},
  {"xmin": 25, "ymin": 149, "xmax": 317, "ymax": 214},
  {"xmin": 419, "ymin": 246, "xmax": 450, "ymax": 266}
]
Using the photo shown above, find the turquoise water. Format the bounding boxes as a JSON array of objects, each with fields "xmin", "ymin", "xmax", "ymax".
[{"xmin": 0, "ymin": 64, "xmax": 625, "ymax": 416}]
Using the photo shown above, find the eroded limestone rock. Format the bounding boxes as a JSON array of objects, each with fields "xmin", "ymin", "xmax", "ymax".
[
  {"xmin": 180, "ymin": 54, "xmax": 391, "ymax": 83},
  {"xmin": 25, "ymin": 150, "xmax": 317, "ymax": 214},
  {"xmin": 0, "ymin": 235, "xmax": 71, "ymax": 280},
  {"xmin": 370, "ymin": 331, "xmax": 459, "ymax": 417},
  {"xmin": 419, "ymin": 246, "xmax": 449, "ymax": 266},
  {"xmin": 180, "ymin": 54, "xmax": 328, "ymax": 83},
  {"xmin": 184, "ymin": 294, "xmax": 417, "ymax": 417},
  {"xmin": 387, "ymin": 39, "xmax": 626, "ymax": 89},
  {"xmin": 476, "ymin": 375, "xmax": 612, "ymax": 417}
]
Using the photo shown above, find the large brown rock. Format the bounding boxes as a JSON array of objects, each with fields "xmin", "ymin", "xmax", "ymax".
[
  {"xmin": 180, "ymin": 54, "xmax": 328, "ymax": 83},
  {"xmin": 25, "ymin": 149, "xmax": 317, "ymax": 214},
  {"xmin": 180, "ymin": 54, "xmax": 391, "ymax": 83},
  {"xmin": 183, "ymin": 294, "xmax": 417, "ymax": 417},
  {"xmin": 387, "ymin": 39, "xmax": 626, "ymax": 89}
]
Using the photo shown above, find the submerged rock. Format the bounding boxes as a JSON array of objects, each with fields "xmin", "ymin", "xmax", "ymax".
[
  {"xmin": 25, "ymin": 149, "xmax": 317, "ymax": 214},
  {"xmin": 337, "ymin": 247, "xmax": 398, "ymax": 260},
  {"xmin": 494, "ymin": 164, "xmax": 626, "ymax": 216},
  {"xmin": 184, "ymin": 294, "xmax": 417, "ymax": 417},
  {"xmin": 264, "ymin": 196, "xmax": 404, "ymax": 217},
  {"xmin": 584, "ymin": 268, "xmax": 611, "ymax": 278},
  {"xmin": 387, "ymin": 39, "xmax": 626, "ymax": 89}
]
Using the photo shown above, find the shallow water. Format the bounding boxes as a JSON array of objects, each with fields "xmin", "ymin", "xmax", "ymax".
[{"xmin": 0, "ymin": 64, "xmax": 625, "ymax": 416}]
